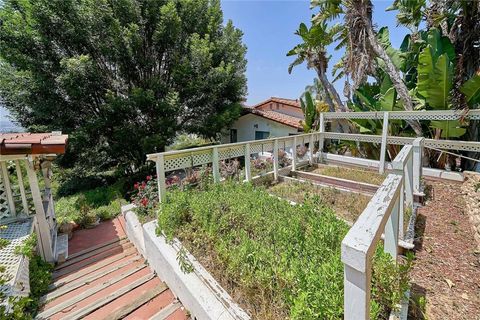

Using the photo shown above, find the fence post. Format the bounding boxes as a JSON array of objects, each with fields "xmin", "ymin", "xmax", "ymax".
[
  {"xmin": 212, "ymin": 147, "xmax": 220, "ymax": 183},
  {"xmin": 319, "ymin": 113, "xmax": 325, "ymax": 162},
  {"xmin": 273, "ymin": 139, "xmax": 279, "ymax": 181},
  {"xmin": 344, "ymin": 263, "xmax": 372, "ymax": 320},
  {"xmin": 379, "ymin": 112, "xmax": 389, "ymax": 174},
  {"xmin": 156, "ymin": 154, "xmax": 167, "ymax": 203},
  {"xmin": 292, "ymin": 136, "xmax": 297, "ymax": 172},
  {"xmin": 309, "ymin": 133, "xmax": 315, "ymax": 164},
  {"xmin": 245, "ymin": 143, "xmax": 251, "ymax": 182},
  {"xmin": 405, "ymin": 156, "xmax": 414, "ymax": 211},
  {"xmin": 25, "ymin": 157, "xmax": 54, "ymax": 262},
  {"xmin": 412, "ymin": 137, "xmax": 424, "ymax": 195},
  {"xmin": 384, "ymin": 189, "xmax": 400, "ymax": 260}
]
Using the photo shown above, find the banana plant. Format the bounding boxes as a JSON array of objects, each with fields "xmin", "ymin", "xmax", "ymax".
[
  {"xmin": 460, "ymin": 73, "xmax": 480, "ymax": 107},
  {"xmin": 417, "ymin": 28, "xmax": 466, "ymax": 138},
  {"xmin": 299, "ymin": 91, "xmax": 318, "ymax": 133}
]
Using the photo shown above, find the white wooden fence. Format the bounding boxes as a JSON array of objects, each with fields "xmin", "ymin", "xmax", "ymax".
[
  {"xmin": 147, "ymin": 110, "xmax": 480, "ymax": 319},
  {"xmin": 341, "ymin": 144, "xmax": 414, "ymax": 320}
]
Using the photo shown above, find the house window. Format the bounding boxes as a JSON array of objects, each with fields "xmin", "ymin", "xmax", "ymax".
[
  {"xmin": 255, "ymin": 131, "xmax": 269, "ymax": 140},
  {"xmin": 230, "ymin": 129, "xmax": 237, "ymax": 143}
]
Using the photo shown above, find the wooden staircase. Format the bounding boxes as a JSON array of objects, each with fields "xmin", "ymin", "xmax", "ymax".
[{"xmin": 36, "ymin": 217, "xmax": 188, "ymax": 320}]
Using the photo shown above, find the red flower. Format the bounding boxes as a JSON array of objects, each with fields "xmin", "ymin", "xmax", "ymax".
[
  {"xmin": 140, "ymin": 197, "xmax": 148, "ymax": 207},
  {"xmin": 140, "ymin": 181, "xmax": 146, "ymax": 189},
  {"xmin": 146, "ymin": 175, "xmax": 152, "ymax": 181},
  {"xmin": 134, "ymin": 183, "xmax": 139, "ymax": 189}
]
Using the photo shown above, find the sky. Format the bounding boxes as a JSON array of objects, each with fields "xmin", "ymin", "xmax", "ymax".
[
  {"xmin": 0, "ymin": 0, "xmax": 410, "ymax": 124},
  {"xmin": 220, "ymin": 0, "xmax": 410, "ymax": 105}
]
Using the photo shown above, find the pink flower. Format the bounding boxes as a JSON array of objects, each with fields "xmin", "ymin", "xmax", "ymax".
[
  {"xmin": 146, "ymin": 175, "xmax": 152, "ymax": 181},
  {"xmin": 141, "ymin": 197, "xmax": 148, "ymax": 207},
  {"xmin": 134, "ymin": 183, "xmax": 139, "ymax": 189}
]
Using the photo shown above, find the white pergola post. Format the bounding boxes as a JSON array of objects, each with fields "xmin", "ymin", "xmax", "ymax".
[
  {"xmin": 15, "ymin": 160, "xmax": 29, "ymax": 214},
  {"xmin": 379, "ymin": 112, "xmax": 389, "ymax": 174},
  {"xmin": 212, "ymin": 147, "xmax": 220, "ymax": 183},
  {"xmin": 319, "ymin": 113, "xmax": 325, "ymax": 162},
  {"xmin": 244, "ymin": 143, "xmax": 251, "ymax": 182},
  {"xmin": 156, "ymin": 154, "xmax": 167, "ymax": 203},
  {"xmin": 273, "ymin": 139, "xmax": 279, "ymax": 181},
  {"xmin": 0, "ymin": 161, "xmax": 15, "ymax": 216},
  {"xmin": 25, "ymin": 158, "xmax": 54, "ymax": 262},
  {"xmin": 412, "ymin": 137, "xmax": 424, "ymax": 195},
  {"xmin": 292, "ymin": 136, "xmax": 297, "ymax": 172}
]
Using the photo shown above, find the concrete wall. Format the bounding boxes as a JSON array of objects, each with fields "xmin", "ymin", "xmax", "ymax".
[{"xmin": 221, "ymin": 113, "xmax": 300, "ymax": 143}]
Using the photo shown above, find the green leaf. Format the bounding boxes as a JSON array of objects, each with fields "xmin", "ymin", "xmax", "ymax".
[
  {"xmin": 417, "ymin": 47, "xmax": 454, "ymax": 109},
  {"xmin": 430, "ymin": 120, "xmax": 466, "ymax": 138},
  {"xmin": 460, "ymin": 74, "xmax": 480, "ymax": 106},
  {"xmin": 379, "ymin": 87, "xmax": 397, "ymax": 111},
  {"xmin": 377, "ymin": 27, "xmax": 405, "ymax": 70}
]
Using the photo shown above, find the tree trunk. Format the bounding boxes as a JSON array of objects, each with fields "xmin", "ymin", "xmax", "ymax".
[
  {"xmin": 363, "ymin": 18, "xmax": 423, "ymax": 137},
  {"xmin": 316, "ymin": 71, "xmax": 336, "ymax": 112}
]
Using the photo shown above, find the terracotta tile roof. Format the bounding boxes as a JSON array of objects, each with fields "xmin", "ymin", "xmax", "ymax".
[
  {"xmin": 247, "ymin": 109, "xmax": 304, "ymax": 130},
  {"xmin": 0, "ymin": 132, "xmax": 68, "ymax": 155},
  {"xmin": 251, "ymin": 97, "xmax": 300, "ymax": 109}
]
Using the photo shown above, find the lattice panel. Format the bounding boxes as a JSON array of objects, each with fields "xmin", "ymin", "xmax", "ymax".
[
  {"xmin": 0, "ymin": 219, "xmax": 32, "ymax": 298},
  {"xmin": 386, "ymin": 136, "xmax": 415, "ymax": 145},
  {"xmin": 425, "ymin": 139, "xmax": 480, "ymax": 152},
  {"xmin": 218, "ymin": 146, "xmax": 244, "ymax": 160},
  {"xmin": 164, "ymin": 156, "xmax": 192, "ymax": 172},
  {"xmin": 250, "ymin": 144, "xmax": 262, "ymax": 154},
  {"xmin": 192, "ymin": 152, "xmax": 213, "ymax": 166},
  {"xmin": 324, "ymin": 132, "xmax": 382, "ymax": 144},
  {"xmin": 323, "ymin": 110, "xmax": 480, "ymax": 120},
  {"xmin": 0, "ymin": 175, "xmax": 10, "ymax": 220}
]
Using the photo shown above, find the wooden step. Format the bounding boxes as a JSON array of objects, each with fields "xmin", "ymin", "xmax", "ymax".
[
  {"xmin": 50, "ymin": 249, "xmax": 137, "ymax": 287},
  {"xmin": 53, "ymin": 245, "xmax": 135, "ymax": 279},
  {"xmin": 65, "ymin": 273, "xmax": 159, "ymax": 320},
  {"xmin": 55, "ymin": 238, "xmax": 130, "ymax": 270},
  {"xmin": 150, "ymin": 301, "xmax": 182, "ymax": 320},
  {"xmin": 41, "ymin": 255, "xmax": 143, "ymax": 303},
  {"xmin": 67, "ymin": 236, "xmax": 127, "ymax": 260},
  {"xmin": 98, "ymin": 282, "xmax": 168, "ymax": 320},
  {"xmin": 37, "ymin": 264, "xmax": 147, "ymax": 319}
]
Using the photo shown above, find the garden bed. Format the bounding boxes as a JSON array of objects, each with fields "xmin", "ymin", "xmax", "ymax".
[
  {"xmin": 268, "ymin": 179, "xmax": 370, "ymax": 223},
  {"xmin": 302, "ymin": 164, "xmax": 387, "ymax": 185},
  {"xmin": 155, "ymin": 182, "xmax": 412, "ymax": 319}
]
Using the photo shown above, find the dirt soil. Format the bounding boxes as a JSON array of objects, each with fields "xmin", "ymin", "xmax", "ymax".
[{"xmin": 410, "ymin": 180, "xmax": 480, "ymax": 320}]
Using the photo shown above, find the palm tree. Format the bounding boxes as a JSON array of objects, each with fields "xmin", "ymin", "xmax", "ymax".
[
  {"xmin": 312, "ymin": 0, "xmax": 423, "ymax": 136},
  {"xmin": 287, "ymin": 22, "xmax": 347, "ymax": 112}
]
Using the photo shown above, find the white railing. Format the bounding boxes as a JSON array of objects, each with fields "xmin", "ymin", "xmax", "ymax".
[
  {"xmin": 341, "ymin": 144, "xmax": 414, "ymax": 320},
  {"xmin": 147, "ymin": 132, "xmax": 319, "ymax": 202},
  {"xmin": 147, "ymin": 110, "xmax": 480, "ymax": 319}
]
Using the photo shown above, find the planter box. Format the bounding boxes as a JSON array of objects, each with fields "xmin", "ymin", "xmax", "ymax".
[{"xmin": 121, "ymin": 205, "xmax": 250, "ymax": 320}]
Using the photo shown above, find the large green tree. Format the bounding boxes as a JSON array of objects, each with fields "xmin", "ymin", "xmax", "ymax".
[{"xmin": 0, "ymin": 0, "xmax": 247, "ymax": 173}]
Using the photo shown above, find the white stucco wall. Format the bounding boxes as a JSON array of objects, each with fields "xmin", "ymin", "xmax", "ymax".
[{"xmin": 221, "ymin": 113, "xmax": 300, "ymax": 143}]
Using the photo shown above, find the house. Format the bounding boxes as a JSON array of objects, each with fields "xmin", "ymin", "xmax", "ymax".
[{"xmin": 222, "ymin": 97, "xmax": 304, "ymax": 143}]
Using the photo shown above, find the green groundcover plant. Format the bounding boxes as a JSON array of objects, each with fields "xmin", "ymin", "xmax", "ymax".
[{"xmin": 155, "ymin": 181, "xmax": 412, "ymax": 319}]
